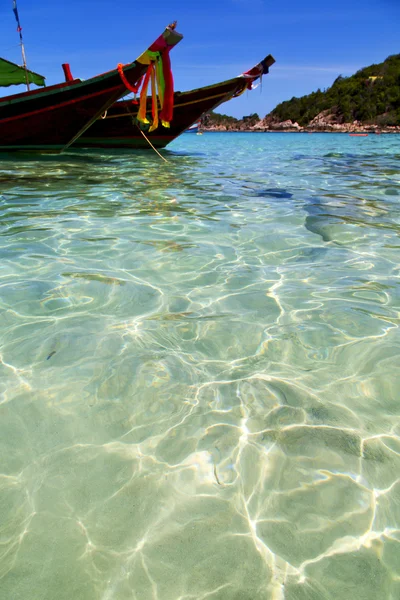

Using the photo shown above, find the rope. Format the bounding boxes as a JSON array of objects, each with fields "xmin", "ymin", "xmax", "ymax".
[
  {"xmin": 115, "ymin": 91, "xmax": 165, "ymax": 163},
  {"xmin": 138, "ymin": 128, "xmax": 168, "ymax": 162},
  {"xmin": 122, "ymin": 92, "xmax": 167, "ymax": 161},
  {"xmin": 0, "ymin": 43, "xmax": 20, "ymax": 52},
  {"xmin": 99, "ymin": 91, "xmax": 229, "ymax": 121}
]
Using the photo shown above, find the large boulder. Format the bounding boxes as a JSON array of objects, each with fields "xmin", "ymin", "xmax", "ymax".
[{"xmin": 269, "ymin": 119, "xmax": 302, "ymax": 131}]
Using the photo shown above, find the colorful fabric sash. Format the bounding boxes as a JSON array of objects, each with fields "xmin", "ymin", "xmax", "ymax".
[{"xmin": 118, "ymin": 46, "xmax": 175, "ymax": 131}]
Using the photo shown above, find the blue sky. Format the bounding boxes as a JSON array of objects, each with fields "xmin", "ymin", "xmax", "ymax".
[{"xmin": 1, "ymin": 0, "xmax": 399, "ymax": 118}]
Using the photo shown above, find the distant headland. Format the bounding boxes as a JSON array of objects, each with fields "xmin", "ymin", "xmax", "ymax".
[{"xmin": 202, "ymin": 53, "xmax": 400, "ymax": 134}]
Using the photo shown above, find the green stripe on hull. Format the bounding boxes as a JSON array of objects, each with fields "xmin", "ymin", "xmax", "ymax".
[
  {"xmin": 77, "ymin": 137, "xmax": 172, "ymax": 148},
  {"xmin": 0, "ymin": 145, "xmax": 63, "ymax": 151},
  {"xmin": 78, "ymin": 137, "xmax": 141, "ymax": 145}
]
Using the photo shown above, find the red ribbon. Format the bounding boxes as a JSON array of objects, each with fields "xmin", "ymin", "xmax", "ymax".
[{"xmin": 159, "ymin": 49, "xmax": 174, "ymax": 125}]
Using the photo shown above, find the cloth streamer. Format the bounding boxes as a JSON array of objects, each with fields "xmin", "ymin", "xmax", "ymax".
[{"xmin": 119, "ymin": 46, "xmax": 174, "ymax": 131}]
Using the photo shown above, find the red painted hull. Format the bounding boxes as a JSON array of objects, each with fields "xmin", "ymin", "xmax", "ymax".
[
  {"xmin": 0, "ymin": 26, "xmax": 182, "ymax": 152},
  {"xmin": 76, "ymin": 54, "xmax": 275, "ymax": 150}
]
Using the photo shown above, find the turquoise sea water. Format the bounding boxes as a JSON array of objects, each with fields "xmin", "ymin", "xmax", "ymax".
[{"xmin": 0, "ymin": 132, "xmax": 399, "ymax": 600}]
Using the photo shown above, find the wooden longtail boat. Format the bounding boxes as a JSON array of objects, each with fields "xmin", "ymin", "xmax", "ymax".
[
  {"xmin": 75, "ymin": 55, "xmax": 275, "ymax": 150},
  {"xmin": 0, "ymin": 25, "xmax": 182, "ymax": 152}
]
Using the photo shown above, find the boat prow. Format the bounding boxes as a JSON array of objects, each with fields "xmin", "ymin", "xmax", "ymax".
[{"xmin": 0, "ymin": 23, "xmax": 183, "ymax": 152}]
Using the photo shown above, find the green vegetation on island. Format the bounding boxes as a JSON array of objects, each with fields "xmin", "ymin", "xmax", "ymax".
[
  {"xmin": 268, "ymin": 53, "xmax": 400, "ymax": 126},
  {"xmin": 205, "ymin": 54, "xmax": 400, "ymax": 130},
  {"xmin": 203, "ymin": 111, "xmax": 258, "ymax": 129}
]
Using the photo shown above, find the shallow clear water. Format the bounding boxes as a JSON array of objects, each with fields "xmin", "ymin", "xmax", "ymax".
[{"xmin": 0, "ymin": 132, "xmax": 399, "ymax": 600}]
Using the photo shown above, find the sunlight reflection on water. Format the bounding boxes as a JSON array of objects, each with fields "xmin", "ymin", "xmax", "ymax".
[{"xmin": 0, "ymin": 133, "xmax": 399, "ymax": 599}]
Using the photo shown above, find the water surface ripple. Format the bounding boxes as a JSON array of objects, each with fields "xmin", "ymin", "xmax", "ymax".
[{"xmin": 0, "ymin": 133, "xmax": 399, "ymax": 600}]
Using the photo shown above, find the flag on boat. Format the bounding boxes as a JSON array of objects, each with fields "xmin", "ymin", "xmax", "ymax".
[{"xmin": 12, "ymin": 0, "xmax": 23, "ymax": 33}]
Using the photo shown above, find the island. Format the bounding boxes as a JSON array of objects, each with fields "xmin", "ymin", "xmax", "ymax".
[{"xmin": 202, "ymin": 53, "xmax": 400, "ymax": 134}]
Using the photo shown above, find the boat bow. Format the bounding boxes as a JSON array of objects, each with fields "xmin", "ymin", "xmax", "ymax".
[{"xmin": 0, "ymin": 23, "xmax": 183, "ymax": 152}]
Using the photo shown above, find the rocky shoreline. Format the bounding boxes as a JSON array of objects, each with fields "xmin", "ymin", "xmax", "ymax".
[
  {"xmin": 202, "ymin": 110, "xmax": 400, "ymax": 134},
  {"xmin": 203, "ymin": 122, "xmax": 400, "ymax": 134}
]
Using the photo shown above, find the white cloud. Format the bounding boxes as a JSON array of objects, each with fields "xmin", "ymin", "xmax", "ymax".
[
  {"xmin": 270, "ymin": 64, "xmax": 362, "ymax": 79},
  {"xmin": 276, "ymin": 64, "xmax": 360, "ymax": 73}
]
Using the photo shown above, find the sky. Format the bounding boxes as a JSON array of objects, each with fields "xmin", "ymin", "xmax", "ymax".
[{"xmin": 1, "ymin": 0, "xmax": 399, "ymax": 118}]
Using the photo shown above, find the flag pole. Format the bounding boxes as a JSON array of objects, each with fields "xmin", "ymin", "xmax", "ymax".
[{"xmin": 12, "ymin": 0, "xmax": 30, "ymax": 90}]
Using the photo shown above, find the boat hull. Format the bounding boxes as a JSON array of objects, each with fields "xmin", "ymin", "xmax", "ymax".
[
  {"xmin": 0, "ymin": 26, "xmax": 182, "ymax": 152},
  {"xmin": 76, "ymin": 55, "xmax": 275, "ymax": 150},
  {"xmin": 0, "ymin": 75, "xmax": 134, "ymax": 151}
]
